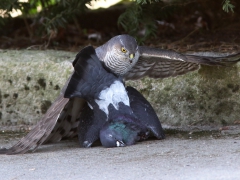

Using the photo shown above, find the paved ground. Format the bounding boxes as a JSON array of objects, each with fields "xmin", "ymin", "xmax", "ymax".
[{"xmin": 0, "ymin": 132, "xmax": 240, "ymax": 180}]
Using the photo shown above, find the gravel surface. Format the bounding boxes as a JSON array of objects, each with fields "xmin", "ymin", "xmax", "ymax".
[{"xmin": 0, "ymin": 134, "xmax": 240, "ymax": 180}]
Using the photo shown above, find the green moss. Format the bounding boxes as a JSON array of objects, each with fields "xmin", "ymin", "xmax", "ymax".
[
  {"xmin": 54, "ymin": 85, "xmax": 60, "ymax": 90},
  {"xmin": 26, "ymin": 76, "xmax": 31, "ymax": 81},
  {"xmin": 41, "ymin": 100, "xmax": 52, "ymax": 114},
  {"xmin": 13, "ymin": 93, "xmax": 18, "ymax": 99},
  {"xmin": 3, "ymin": 94, "xmax": 9, "ymax": 98},
  {"xmin": 37, "ymin": 78, "xmax": 46, "ymax": 89},
  {"xmin": 24, "ymin": 85, "xmax": 30, "ymax": 90}
]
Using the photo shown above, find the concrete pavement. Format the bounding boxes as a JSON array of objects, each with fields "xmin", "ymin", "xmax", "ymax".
[{"xmin": 0, "ymin": 131, "xmax": 240, "ymax": 180}]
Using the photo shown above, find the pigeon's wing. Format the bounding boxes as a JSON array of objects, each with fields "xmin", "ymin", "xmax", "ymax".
[
  {"xmin": 124, "ymin": 46, "xmax": 240, "ymax": 80},
  {"xmin": 0, "ymin": 92, "xmax": 69, "ymax": 155},
  {"xmin": 126, "ymin": 86, "xmax": 165, "ymax": 139},
  {"xmin": 77, "ymin": 104, "xmax": 95, "ymax": 147},
  {"xmin": 77, "ymin": 103, "xmax": 108, "ymax": 148},
  {"xmin": 64, "ymin": 46, "xmax": 119, "ymax": 99}
]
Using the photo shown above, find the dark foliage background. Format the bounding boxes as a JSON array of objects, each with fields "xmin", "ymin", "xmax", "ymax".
[{"xmin": 0, "ymin": 0, "xmax": 239, "ymax": 50}]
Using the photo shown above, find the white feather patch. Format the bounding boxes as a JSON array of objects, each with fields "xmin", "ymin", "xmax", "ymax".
[{"xmin": 95, "ymin": 80, "xmax": 130, "ymax": 115}]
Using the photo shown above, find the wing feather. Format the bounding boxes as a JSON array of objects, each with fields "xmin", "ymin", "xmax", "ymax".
[
  {"xmin": 1, "ymin": 94, "xmax": 69, "ymax": 154},
  {"xmin": 124, "ymin": 46, "xmax": 240, "ymax": 80},
  {"xmin": 45, "ymin": 98, "xmax": 86, "ymax": 143}
]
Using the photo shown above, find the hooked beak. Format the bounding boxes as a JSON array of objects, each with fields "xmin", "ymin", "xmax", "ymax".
[
  {"xmin": 129, "ymin": 53, "xmax": 134, "ymax": 59},
  {"xmin": 129, "ymin": 53, "xmax": 134, "ymax": 64}
]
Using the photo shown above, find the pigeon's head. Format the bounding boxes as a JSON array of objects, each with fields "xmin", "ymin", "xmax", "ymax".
[
  {"xmin": 102, "ymin": 34, "xmax": 140, "ymax": 76},
  {"xmin": 100, "ymin": 119, "xmax": 149, "ymax": 148}
]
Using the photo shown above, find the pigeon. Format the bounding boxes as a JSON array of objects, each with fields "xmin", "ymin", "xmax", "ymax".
[{"xmin": 99, "ymin": 86, "xmax": 165, "ymax": 148}]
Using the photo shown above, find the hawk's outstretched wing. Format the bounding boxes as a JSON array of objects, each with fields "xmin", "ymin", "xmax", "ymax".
[
  {"xmin": 0, "ymin": 93, "xmax": 69, "ymax": 154},
  {"xmin": 44, "ymin": 97, "xmax": 86, "ymax": 143},
  {"xmin": 124, "ymin": 46, "xmax": 240, "ymax": 80}
]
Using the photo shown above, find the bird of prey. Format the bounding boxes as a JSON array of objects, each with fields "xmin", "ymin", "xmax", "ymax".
[
  {"xmin": 1, "ymin": 34, "xmax": 240, "ymax": 154},
  {"xmin": 95, "ymin": 35, "xmax": 240, "ymax": 79}
]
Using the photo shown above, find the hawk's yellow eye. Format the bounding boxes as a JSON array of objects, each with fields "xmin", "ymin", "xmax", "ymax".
[{"xmin": 121, "ymin": 47, "xmax": 127, "ymax": 53}]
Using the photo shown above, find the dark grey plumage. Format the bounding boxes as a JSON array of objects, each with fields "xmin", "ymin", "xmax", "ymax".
[
  {"xmin": 78, "ymin": 87, "xmax": 165, "ymax": 148},
  {"xmin": 1, "ymin": 34, "xmax": 240, "ymax": 154},
  {"xmin": 100, "ymin": 86, "xmax": 165, "ymax": 148},
  {"xmin": 127, "ymin": 86, "xmax": 165, "ymax": 139}
]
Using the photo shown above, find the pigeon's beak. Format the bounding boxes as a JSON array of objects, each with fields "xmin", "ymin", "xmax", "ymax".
[{"xmin": 116, "ymin": 140, "xmax": 125, "ymax": 147}]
